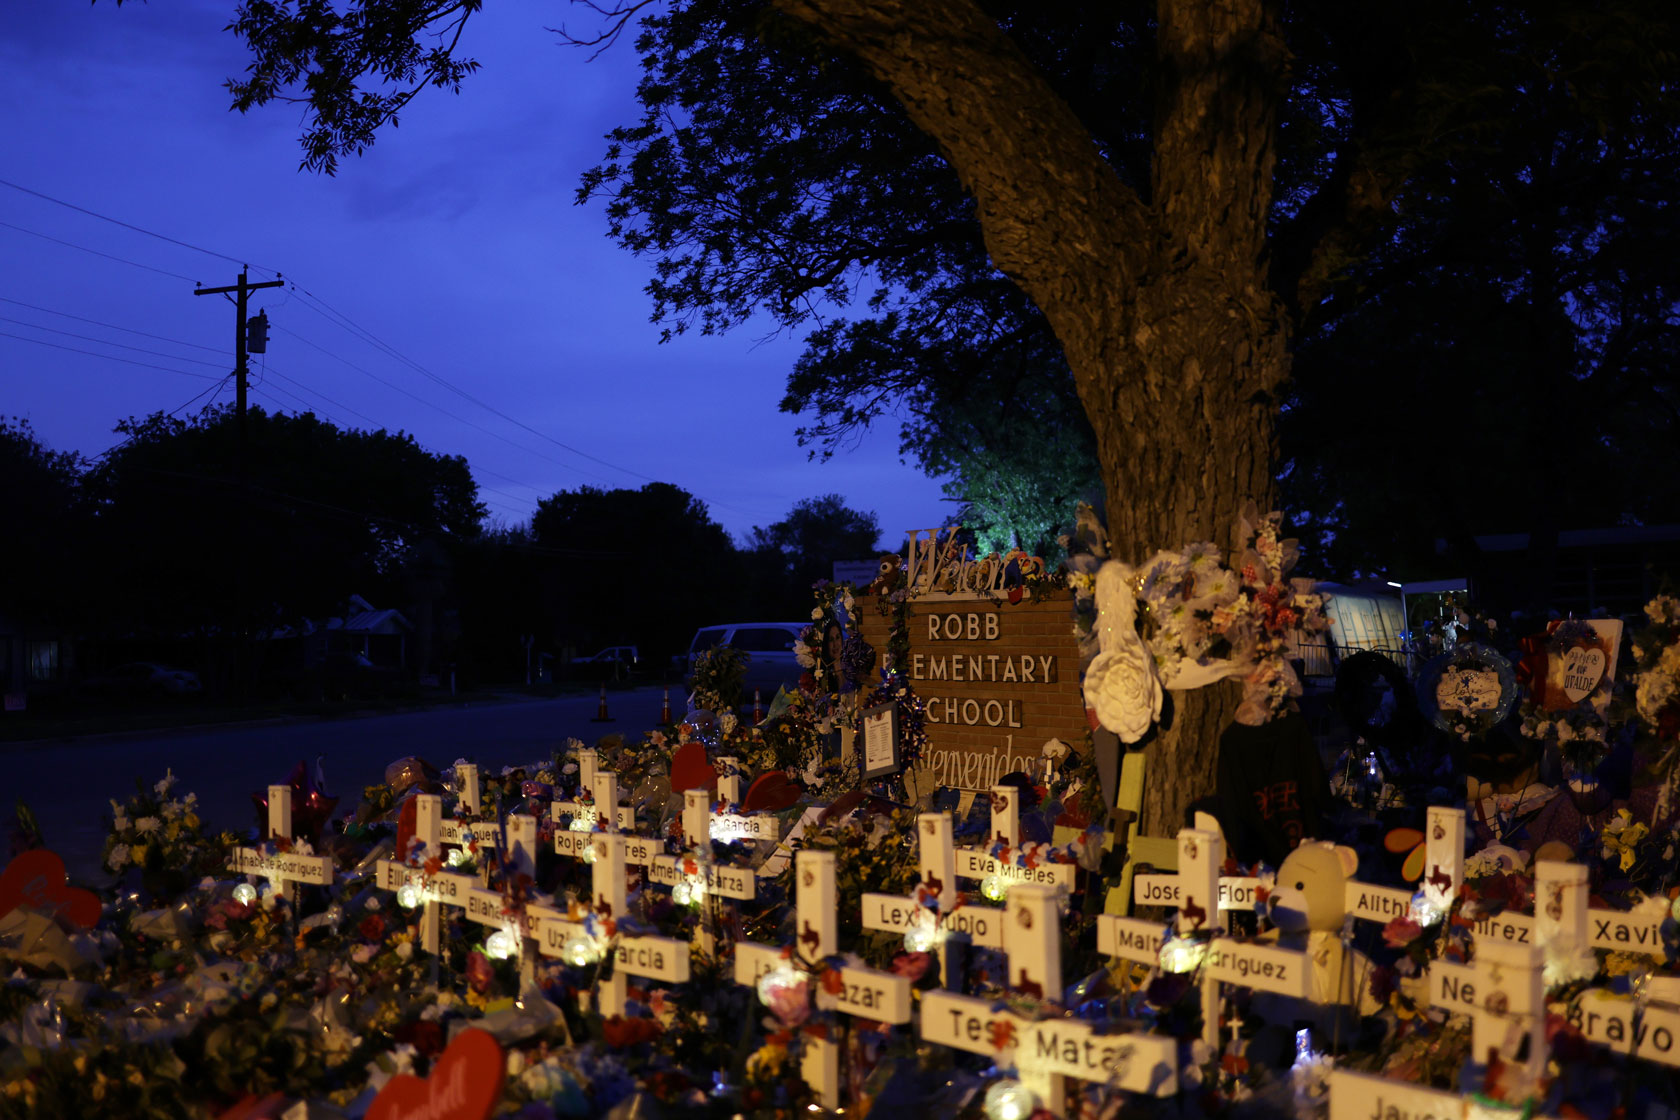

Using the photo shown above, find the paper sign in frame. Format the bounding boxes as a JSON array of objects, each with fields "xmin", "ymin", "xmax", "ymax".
[{"xmin": 860, "ymin": 701, "xmax": 902, "ymax": 778}]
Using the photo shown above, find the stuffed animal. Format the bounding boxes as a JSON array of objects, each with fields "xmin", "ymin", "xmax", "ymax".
[
  {"xmin": 867, "ymin": 553, "xmax": 905, "ymax": 596},
  {"xmin": 1255, "ymin": 840, "xmax": 1382, "ymax": 1049}
]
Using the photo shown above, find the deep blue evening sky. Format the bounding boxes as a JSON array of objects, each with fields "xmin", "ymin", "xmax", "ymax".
[{"xmin": 0, "ymin": 1, "xmax": 951, "ymax": 546}]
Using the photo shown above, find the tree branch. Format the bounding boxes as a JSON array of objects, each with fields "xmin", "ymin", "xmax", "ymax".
[{"xmin": 768, "ymin": 0, "xmax": 1153, "ymax": 342}]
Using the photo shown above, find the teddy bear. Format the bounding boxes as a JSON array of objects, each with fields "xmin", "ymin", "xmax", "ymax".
[
  {"xmin": 866, "ymin": 553, "xmax": 905, "ymax": 596},
  {"xmin": 1253, "ymin": 840, "xmax": 1382, "ymax": 1052}
]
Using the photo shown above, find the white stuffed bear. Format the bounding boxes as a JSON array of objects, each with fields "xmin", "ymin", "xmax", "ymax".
[{"xmin": 1255, "ymin": 840, "xmax": 1382, "ymax": 1046}]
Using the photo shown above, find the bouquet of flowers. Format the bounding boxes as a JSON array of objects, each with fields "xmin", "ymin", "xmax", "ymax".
[{"xmin": 102, "ymin": 769, "xmax": 226, "ymax": 881}]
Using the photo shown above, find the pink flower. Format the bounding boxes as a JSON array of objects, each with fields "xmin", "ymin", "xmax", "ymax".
[
  {"xmin": 1382, "ymin": 916, "xmax": 1423, "ymax": 949},
  {"xmin": 764, "ymin": 978, "xmax": 810, "ymax": 1029},
  {"xmin": 892, "ymin": 951, "xmax": 932, "ymax": 982}
]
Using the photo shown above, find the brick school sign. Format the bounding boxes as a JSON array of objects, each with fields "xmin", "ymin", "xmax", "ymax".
[{"xmin": 855, "ymin": 590, "xmax": 1086, "ymax": 792}]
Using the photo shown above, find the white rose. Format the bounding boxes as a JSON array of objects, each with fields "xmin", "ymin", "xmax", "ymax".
[{"xmin": 1083, "ymin": 640, "xmax": 1163, "ymax": 743}]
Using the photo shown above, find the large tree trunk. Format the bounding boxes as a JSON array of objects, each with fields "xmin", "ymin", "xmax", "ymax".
[{"xmin": 777, "ymin": 0, "xmax": 1290, "ymax": 837}]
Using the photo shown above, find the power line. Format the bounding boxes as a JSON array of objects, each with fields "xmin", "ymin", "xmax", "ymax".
[
  {"xmin": 272, "ymin": 315, "xmax": 623, "ymax": 488},
  {"xmin": 0, "ymin": 314, "xmax": 229, "ymax": 369},
  {"xmin": 0, "ymin": 329, "xmax": 222, "ymax": 381},
  {"xmin": 0, "ymin": 295, "xmax": 226, "ymax": 354},
  {"xmin": 0, "ymin": 180, "xmax": 774, "ymax": 521},
  {"xmin": 286, "ymin": 283, "xmax": 679, "ymax": 490},
  {"xmin": 246, "ymin": 376, "xmax": 530, "ymax": 510},
  {"xmin": 0, "ymin": 220, "xmax": 202, "ymax": 283},
  {"xmin": 92, "ymin": 375, "xmax": 233, "ymax": 461},
  {"xmin": 0, "ymin": 178, "xmax": 279, "ymax": 275}
]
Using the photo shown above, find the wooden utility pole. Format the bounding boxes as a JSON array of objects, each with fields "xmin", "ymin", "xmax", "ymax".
[
  {"xmin": 195, "ymin": 268, "xmax": 283, "ymax": 698},
  {"xmin": 194, "ymin": 268, "xmax": 284, "ymax": 443}
]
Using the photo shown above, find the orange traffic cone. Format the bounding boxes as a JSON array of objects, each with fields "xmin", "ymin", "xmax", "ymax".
[
  {"xmin": 590, "ymin": 684, "xmax": 614, "ymax": 723},
  {"xmin": 660, "ymin": 686, "xmax": 672, "ymax": 725},
  {"xmin": 751, "ymin": 689, "xmax": 763, "ymax": 724}
]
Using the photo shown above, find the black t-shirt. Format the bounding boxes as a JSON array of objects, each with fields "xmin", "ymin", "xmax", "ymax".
[{"xmin": 1215, "ymin": 712, "xmax": 1329, "ymax": 866}]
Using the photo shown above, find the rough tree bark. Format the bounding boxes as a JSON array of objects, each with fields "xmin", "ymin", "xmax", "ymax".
[{"xmin": 773, "ymin": 0, "xmax": 1291, "ymax": 837}]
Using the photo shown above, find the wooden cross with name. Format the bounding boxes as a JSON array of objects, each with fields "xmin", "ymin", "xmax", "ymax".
[
  {"xmin": 861, "ymin": 812, "xmax": 1003, "ymax": 990},
  {"xmin": 228, "ymin": 783, "xmax": 334, "ymax": 909},
  {"xmin": 1160, "ymin": 827, "xmax": 1312, "ymax": 1051},
  {"xmin": 1538, "ymin": 858, "xmax": 1680, "ymax": 1070},
  {"xmin": 953, "ymin": 786, "xmax": 1077, "ymax": 898},
  {"xmin": 375, "ymin": 792, "xmax": 481, "ymax": 954},
  {"xmin": 552, "ymin": 750, "xmax": 636, "ymax": 834},
  {"xmin": 921, "ymin": 882, "xmax": 1178, "ymax": 1117},
  {"xmin": 438, "ymin": 763, "xmax": 501, "ymax": 872},
  {"xmin": 733, "ymin": 850, "xmax": 914, "ymax": 1112}
]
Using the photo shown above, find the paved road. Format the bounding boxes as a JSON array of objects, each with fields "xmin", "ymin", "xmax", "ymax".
[{"xmin": 12, "ymin": 687, "xmax": 674, "ymax": 886}]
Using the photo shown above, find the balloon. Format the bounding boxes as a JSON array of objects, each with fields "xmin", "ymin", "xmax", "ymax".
[
  {"xmin": 384, "ymin": 757, "xmax": 440, "ymax": 795},
  {"xmin": 252, "ymin": 761, "xmax": 341, "ymax": 845}
]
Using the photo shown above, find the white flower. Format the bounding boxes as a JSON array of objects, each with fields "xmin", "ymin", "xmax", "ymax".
[
  {"xmin": 107, "ymin": 844, "xmax": 130, "ymax": 871},
  {"xmin": 1084, "ymin": 639, "xmax": 1163, "ymax": 744},
  {"xmin": 1637, "ymin": 671, "xmax": 1677, "ymax": 723},
  {"xmin": 155, "ymin": 770, "xmax": 178, "ymax": 796},
  {"xmin": 161, "ymin": 800, "xmax": 183, "ymax": 820},
  {"xmin": 291, "ymin": 838, "xmax": 314, "ymax": 856},
  {"xmin": 113, "ymin": 814, "xmax": 129, "ymax": 832},
  {"xmin": 395, "ymin": 941, "xmax": 413, "ymax": 961},
  {"xmin": 136, "ymin": 816, "xmax": 162, "ymax": 834}
]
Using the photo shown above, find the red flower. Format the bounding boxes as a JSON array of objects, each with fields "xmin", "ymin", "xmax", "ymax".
[
  {"xmin": 601, "ymin": 1015, "xmax": 664, "ymax": 1048},
  {"xmin": 1659, "ymin": 702, "xmax": 1680, "ymax": 741},
  {"xmin": 394, "ymin": 1019, "xmax": 445, "ymax": 1057},
  {"xmin": 358, "ymin": 914, "xmax": 386, "ymax": 943},
  {"xmin": 820, "ymin": 969, "xmax": 845, "ymax": 996},
  {"xmin": 466, "ymin": 949, "xmax": 494, "ymax": 993}
]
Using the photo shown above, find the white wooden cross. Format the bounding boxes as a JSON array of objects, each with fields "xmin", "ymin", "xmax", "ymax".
[
  {"xmin": 716, "ymin": 755, "xmax": 742, "ymax": 807},
  {"xmin": 1555, "ymin": 851, "xmax": 1680, "ymax": 1068},
  {"xmin": 592, "ymin": 831, "xmax": 691, "ymax": 1018},
  {"xmin": 439, "ymin": 764, "xmax": 501, "ymax": 871},
  {"xmin": 228, "ymin": 783, "xmax": 334, "ymax": 909},
  {"xmin": 457, "ymin": 761, "xmax": 481, "ymax": 815},
  {"xmin": 552, "ymin": 755, "xmax": 635, "ymax": 834},
  {"xmin": 922, "ymin": 882, "xmax": 1177, "ymax": 1117},
  {"xmin": 375, "ymin": 793, "xmax": 479, "ymax": 954},
  {"xmin": 1342, "ymin": 806, "xmax": 1465, "ymax": 926},
  {"xmin": 552, "ymin": 769, "xmax": 643, "ymax": 866},
  {"xmin": 1161, "ymin": 827, "xmax": 1311, "ymax": 1051},
  {"xmin": 734, "ymin": 850, "xmax": 913, "ymax": 1112},
  {"xmin": 862, "ymin": 812, "xmax": 1003, "ymax": 990},
  {"xmin": 954, "ymin": 786, "xmax": 1077, "ymax": 897}
]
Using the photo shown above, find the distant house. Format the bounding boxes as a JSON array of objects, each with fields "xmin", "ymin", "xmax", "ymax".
[
  {"xmin": 329, "ymin": 595, "xmax": 412, "ymax": 669},
  {"xmin": 258, "ymin": 594, "xmax": 412, "ymax": 672}
]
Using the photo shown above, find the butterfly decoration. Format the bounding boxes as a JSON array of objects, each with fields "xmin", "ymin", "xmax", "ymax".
[{"xmin": 1384, "ymin": 826, "xmax": 1426, "ymax": 881}]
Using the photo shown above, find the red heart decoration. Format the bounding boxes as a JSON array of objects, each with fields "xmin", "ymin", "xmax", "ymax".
[
  {"xmin": 669, "ymin": 741, "xmax": 717, "ymax": 794},
  {"xmin": 367, "ymin": 1028, "xmax": 504, "ymax": 1120},
  {"xmin": 0, "ymin": 850, "xmax": 101, "ymax": 929},
  {"xmin": 742, "ymin": 771, "xmax": 800, "ymax": 812}
]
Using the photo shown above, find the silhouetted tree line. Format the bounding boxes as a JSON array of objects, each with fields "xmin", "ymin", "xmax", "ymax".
[{"xmin": 0, "ymin": 407, "xmax": 879, "ymax": 697}]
